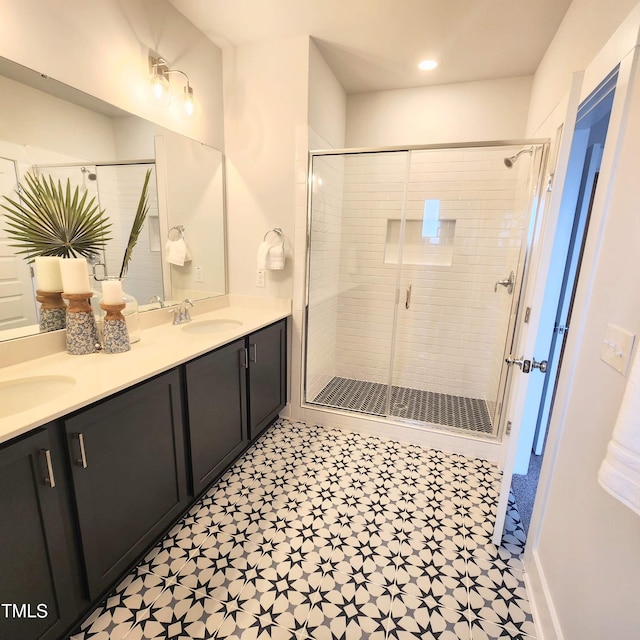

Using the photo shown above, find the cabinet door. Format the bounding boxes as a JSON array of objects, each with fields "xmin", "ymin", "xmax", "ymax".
[
  {"xmin": 0, "ymin": 428, "xmax": 74, "ymax": 640},
  {"xmin": 64, "ymin": 369, "xmax": 188, "ymax": 599},
  {"xmin": 185, "ymin": 338, "xmax": 247, "ymax": 496},
  {"xmin": 248, "ymin": 319, "xmax": 287, "ymax": 439}
]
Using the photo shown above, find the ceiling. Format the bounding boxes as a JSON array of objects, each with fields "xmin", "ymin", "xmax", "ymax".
[{"xmin": 168, "ymin": 0, "xmax": 573, "ymax": 93}]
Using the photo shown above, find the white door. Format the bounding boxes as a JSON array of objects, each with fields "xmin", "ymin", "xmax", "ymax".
[
  {"xmin": 0, "ymin": 157, "xmax": 37, "ymax": 331},
  {"xmin": 492, "ymin": 74, "xmax": 585, "ymax": 545}
]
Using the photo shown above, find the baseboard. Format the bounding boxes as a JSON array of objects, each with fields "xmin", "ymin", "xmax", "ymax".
[
  {"xmin": 524, "ymin": 549, "xmax": 564, "ymax": 640},
  {"xmin": 298, "ymin": 404, "xmax": 501, "ymax": 462}
]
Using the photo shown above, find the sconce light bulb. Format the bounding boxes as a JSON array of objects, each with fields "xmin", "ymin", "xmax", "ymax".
[
  {"xmin": 183, "ymin": 85, "xmax": 195, "ymax": 118},
  {"xmin": 147, "ymin": 76, "xmax": 171, "ymax": 107}
]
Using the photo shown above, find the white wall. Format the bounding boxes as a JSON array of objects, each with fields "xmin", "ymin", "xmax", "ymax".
[
  {"xmin": 527, "ymin": 0, "xmax": 639, "ymax": 137},
  {"xmin": 308, "ymin": 40, "xmax": 347, "ymax": 149},
  {"xmin": 346, "ymin": 77, "xmax": 533, "ymax": 148},
  {"xmin": 523, "ymin": 3, "xmax": 640, "ymax": 639},
  {"xmin": 223, "ymin": 35, "xmax": 309, "ymax": 299},
  {"xmin": 0, "ymin": 76, "xmax": 119, "ymax": 163},
  {"xmin": 0, "ymin": 0, "xmax": 224, "ymax": 150}
]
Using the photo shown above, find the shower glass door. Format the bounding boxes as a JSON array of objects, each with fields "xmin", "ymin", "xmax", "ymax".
[
  {"xmin": 306, "ymin": 151, "xmax": 408, "ymax": 414},
  {"xmin": 305, "ymin": 143, "xmax": 546, "ymax": 437},
  {"xmin": 388, "ymin": 145, "xmax": 544, "ymax": 436}
]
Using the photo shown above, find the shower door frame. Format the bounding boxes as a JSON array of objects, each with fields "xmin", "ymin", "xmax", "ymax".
[{"xmin": 303, "ymin": 139, "xmax": 550, "ymax": 441}]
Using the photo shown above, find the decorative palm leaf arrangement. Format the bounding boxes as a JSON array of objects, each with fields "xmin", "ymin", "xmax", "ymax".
[
  {"xmin": 2, "ymin": 168, "xmax": 153, "ymax": 278},
  {"xmin": 119, "ymin": 169, "xmax": 152, "ymax": 278},
  {"xmin": 1, "ymin": 172, "xmax": 112, "ymax": 260}
]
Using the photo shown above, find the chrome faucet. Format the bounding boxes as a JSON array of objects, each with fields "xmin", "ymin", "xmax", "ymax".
[
  {"xmin": 170, "ymin": 299, "xmax": 195, "ymax": 325},
  {"xmin": 149, "ymin": 295, "xmax": 165, "ymax": 309}
]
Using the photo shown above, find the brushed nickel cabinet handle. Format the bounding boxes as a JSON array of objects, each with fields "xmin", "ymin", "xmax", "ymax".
[
  {"xmin": 240, "ymin": 347, "xmax": 249, "ymax": 369},
  {"xmin": 41, "ymin": 449, "xmax": 56, "ymax": 488},
  {"xmin": 75, "ymin": 433, "xmax": 88, "ymax": 468},
  {"xmin": 249, "ymin": 343, "xmax": 257, "ymax": 364}
]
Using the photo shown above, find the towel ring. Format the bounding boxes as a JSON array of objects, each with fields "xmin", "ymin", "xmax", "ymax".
[
  {"xmin": 169, "ymin": 225, "xmax": 185, "ymax": 240},
  {"xmin": 264, "ymin": 227, "xmax": 284, "ymax": 243}
]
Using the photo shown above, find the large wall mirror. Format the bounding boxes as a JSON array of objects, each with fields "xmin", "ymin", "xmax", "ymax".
[{"xmin": 0, "ymin": 56, "xmax": 226, "ymax": 342}]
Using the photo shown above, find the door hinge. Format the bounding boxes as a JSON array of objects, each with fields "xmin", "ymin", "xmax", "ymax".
[
  {"xmin": 505, "ymin": 421, "xmax": 512, "ymax": 435},
  {"xmin": 554, "ymin": 324, "xmax": 569, "ymax": 335},
  {"xmin": 524, "ymin": 307, "xmax": 531, "ymax": 323}
]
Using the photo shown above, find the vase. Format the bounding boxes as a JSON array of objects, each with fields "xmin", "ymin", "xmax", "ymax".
[
  {"xmin": 62, "ymin": 293, "xmax": 100, "ymax": 355},
  {"xmin": 36, "ymin": 290, "xmax": 66, "ymax": 332},
  {"xmin": 100, "ymin": 302, "xmax": 131, "ymax": 354},
  {"xmin": 95, "ymin": 277, "xmax": 141, "ymax": 343}
]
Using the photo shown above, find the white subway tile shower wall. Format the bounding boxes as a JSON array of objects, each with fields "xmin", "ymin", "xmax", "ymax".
[
  {"xmin": 324, "ymin": 148, "xmax": 527, "ymax": 405},
  {"xmin": 338, "ymin": 148, "xmax": 526, "ymax": 402}
]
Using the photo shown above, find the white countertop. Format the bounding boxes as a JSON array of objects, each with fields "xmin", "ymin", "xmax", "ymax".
[{"xmin": 0, "ymin": 295, "xmax": 291, "ymax": 445}]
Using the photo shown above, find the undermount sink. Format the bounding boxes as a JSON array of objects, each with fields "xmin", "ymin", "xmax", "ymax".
[
  {"xmin": 0, "ymin": 375, "xmax": 76, "ymax": 418},
  {"xmin": 181, "ymin": 318, "xmax": 243, "ymax": 335}
]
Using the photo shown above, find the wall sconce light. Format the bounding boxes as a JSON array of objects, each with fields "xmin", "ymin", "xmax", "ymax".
[{"xmin": 148, "ymin": 55, "xmax": 196, "ymax": 117}]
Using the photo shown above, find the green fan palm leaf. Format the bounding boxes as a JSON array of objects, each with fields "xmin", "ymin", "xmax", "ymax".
[
  {"xmin": 119, "ymin": 169, "xmax": 152, "ymax": 278},
  {"xmin": 1, "ymin": 172, "xmax": 112, "ymax": 261}
]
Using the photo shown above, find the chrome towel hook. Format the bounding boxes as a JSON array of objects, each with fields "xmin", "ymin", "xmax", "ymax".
[
  {"xmin": 264, "ymin": 227, "xmax": 284, "ymax": 243},
  {"xmin": 168, "ymin": 225, "xmax": 185, "ymax": 240}
]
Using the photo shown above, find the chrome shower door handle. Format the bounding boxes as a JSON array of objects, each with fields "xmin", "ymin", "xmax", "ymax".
[
  {"xmin": 405, "ymin": 285, "xmax": 412, "ymax": 310},
  {"xmin": 494, "ymin": 271, "xmax": 515, "ymax": 295}
]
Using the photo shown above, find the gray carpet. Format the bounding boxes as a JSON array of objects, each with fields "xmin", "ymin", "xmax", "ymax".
[{"xmin": 511, "ymin": 452, "xmax": 543, "ymax": 535}]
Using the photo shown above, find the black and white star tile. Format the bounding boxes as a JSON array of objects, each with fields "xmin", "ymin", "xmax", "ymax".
[{"xmin": 70, "ymin": 418, "xmax": 536, "ymax": 640}]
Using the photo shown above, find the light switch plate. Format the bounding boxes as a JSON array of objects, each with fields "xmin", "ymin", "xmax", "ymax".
[{"xmin": 600, "ymin": 323, "xmax": 636, "ymax": 375}]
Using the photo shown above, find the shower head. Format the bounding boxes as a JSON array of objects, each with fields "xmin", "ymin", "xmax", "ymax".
[
  {"xmin": 504, "ymin": 148, "xmax": 533, "ymax": 168},
  {"xmin": 81, "ymin": 166, "xmax": 97, "ymax": 180}
]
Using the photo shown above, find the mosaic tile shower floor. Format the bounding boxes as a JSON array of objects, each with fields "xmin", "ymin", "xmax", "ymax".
[
  {"xmin": 70, "ymin": 418, "xmax": 532, "ymax": 640},
  {"xmin": 311, "ymin": 377, "xmax": 494, "ymax": 435}
]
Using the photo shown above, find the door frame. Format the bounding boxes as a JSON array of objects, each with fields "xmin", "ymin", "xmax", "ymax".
[
  {"xmin": 492, "ymin": 72, "xmax": 585, "ymax": 545},
  {"xmin": 494, "ymin": 42, "xmax": 640, "ymax": 547}
]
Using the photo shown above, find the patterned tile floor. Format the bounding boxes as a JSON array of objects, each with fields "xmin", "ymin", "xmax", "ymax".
[
  {"xmin": 70, "ymin": 419, "xmax": 533, "ymax": 640},
  {"xmin": 312, "ymin": 378, "xmax": 494, "ymax": 435}
]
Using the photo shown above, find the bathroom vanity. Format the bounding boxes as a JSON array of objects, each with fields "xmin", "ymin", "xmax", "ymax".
[{"xmin": 0, "ymin": 298, "xmax": 289, "ymax": 640}]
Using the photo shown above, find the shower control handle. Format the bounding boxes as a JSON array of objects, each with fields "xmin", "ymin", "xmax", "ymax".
[
  {"xmin": 505, "ymin": 355, "xmax": 531, "ymax": 373},
  {"xmin": 405, "ymin": 285, "xmax": 412, "ymax": 310}
]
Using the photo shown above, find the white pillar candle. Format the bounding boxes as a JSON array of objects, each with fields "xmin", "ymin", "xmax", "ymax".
[
  {"xmin": 101, "ymin": 280, "xmax": 124, "ymax": 305},
  {"xmin": 59, "ymin": 258, "xmax": 91, "ymax": 294},
  {"xmin": 34, "ymin": 256, "xmax": 63, "ymax": 292}
]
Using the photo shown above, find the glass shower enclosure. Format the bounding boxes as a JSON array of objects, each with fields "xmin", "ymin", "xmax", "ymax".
[{"xmin": 304, "ymin": 143, "xmax": 547, "ymax": 438}]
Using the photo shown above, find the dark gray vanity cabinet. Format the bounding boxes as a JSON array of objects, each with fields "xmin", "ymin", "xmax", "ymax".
[
  {"xmin": 63, "ymin": 369, "xmax": 188, "ymax": 599},
  {"xmin": 247, "ymin": 319, "xmax": 287, "ymax": 439},
  {"xmin": 184, "ymin": 318, "xmax": 287, "ymax": 496},
  {"xmin": 185, "ymin": 338, "xmax": 248, "ymax": 496},
  {"xmin": 0, "ymin": 427, "xmax": 75, "ymax": 640}
]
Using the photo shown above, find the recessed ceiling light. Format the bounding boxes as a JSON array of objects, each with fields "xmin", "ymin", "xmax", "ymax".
[{"xmin": 418, "ymin": 59, "xmax": 439, "ymax": 71}]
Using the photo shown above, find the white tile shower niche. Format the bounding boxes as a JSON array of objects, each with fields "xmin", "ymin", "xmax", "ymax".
[{"xmin": 384, "ymin": 217, "xmax": 456, "ymax": 266}]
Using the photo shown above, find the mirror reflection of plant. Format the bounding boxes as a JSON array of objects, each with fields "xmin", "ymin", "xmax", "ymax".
[
  {"xmin": 119, "ymin": 169, "xmax": 151, "ymax": 278},
  {"xmin": 1, "ymin": 172, "xmax": 112, "ymax": 261}
]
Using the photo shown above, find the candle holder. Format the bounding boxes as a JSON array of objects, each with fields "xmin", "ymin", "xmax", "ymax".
[
  {"xmin": 36, "ymin": 290, "xmax": 66, "ymax": 332},
  {"xmin": 62, "ymin": 293, "xmax": 100, "ymax": 355},
  {"xmin": 100, "ymin": 303, "xmax": 131, "ymax": 354}
]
